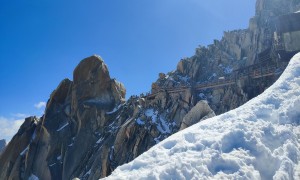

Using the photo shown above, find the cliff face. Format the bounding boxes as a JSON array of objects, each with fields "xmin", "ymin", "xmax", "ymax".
[
  {"xmin": 0, "ymin": 140, "xmax": 6, "ymax": 154},
  {"xmin": 0, "ymin": 0, "xmax": 299, "ymax": 179}
]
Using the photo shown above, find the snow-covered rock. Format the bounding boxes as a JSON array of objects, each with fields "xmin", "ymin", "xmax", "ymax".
[{"xmin": 106, "ymin": 53, "xmax": 300, "ymax": 180}]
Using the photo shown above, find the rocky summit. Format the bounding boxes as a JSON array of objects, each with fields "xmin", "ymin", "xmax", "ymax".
[{"xmin": 0, "ymin": 0, "xmax": 300, "ymax": 179}]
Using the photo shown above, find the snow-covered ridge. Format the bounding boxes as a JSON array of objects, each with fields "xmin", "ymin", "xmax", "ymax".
[{"xmin": 106, "ymin": 53, "xmax": 300, "ymax": 179}]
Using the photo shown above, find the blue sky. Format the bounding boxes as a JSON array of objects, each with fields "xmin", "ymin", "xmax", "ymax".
[{"xmin": 0, "ymin": 0, "xmax": 255, "ymax": 140}]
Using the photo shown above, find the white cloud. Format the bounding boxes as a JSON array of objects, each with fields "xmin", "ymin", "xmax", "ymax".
[
  {"xmin": 0, "ymin": 116, "xmax": 24, "ymax": 142},
  {"xmin": 12, "ymin": 113, "xmax": 29, "ymax": 118},
  {"xmin": 34, "ymin": 101, "xmax": 46, "ymax": 109}
]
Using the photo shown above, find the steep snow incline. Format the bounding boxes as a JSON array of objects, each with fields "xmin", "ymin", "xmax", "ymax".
[{"xmin": 106, "ymin": 53, "xmax": 300, "ymax": 180}]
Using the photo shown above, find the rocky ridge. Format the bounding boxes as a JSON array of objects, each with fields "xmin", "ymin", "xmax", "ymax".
[
  {"xmin": 0, "ymin": 0, "xmax": 299, "ymax": 179},
  {"xmin": 0, "ymin": 55, "xmax": 215, "ymax": 180},
  {"xmin": 153, "ymin": 0, "xmax": 300, "ymax": 114}
]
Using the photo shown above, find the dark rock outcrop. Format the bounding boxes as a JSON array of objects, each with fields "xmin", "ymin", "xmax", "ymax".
[{"xmin": 0, "ymin": 139, "xmax": 6, "ymax": 154}]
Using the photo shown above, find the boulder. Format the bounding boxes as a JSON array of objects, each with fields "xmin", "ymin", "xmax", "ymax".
[{"xmin": 180, "ymin": 101, "xmax": 216, "ymax": 130}]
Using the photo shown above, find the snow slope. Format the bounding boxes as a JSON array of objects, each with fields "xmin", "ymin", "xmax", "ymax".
[{"xmin": 106, "ymin": 53, "xmax": 300, "ymax": 180}]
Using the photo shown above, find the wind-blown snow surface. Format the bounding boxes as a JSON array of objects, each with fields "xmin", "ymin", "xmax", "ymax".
[{"xmin": 106, "ymin": 53, "xmax": 300, "ymax": 180}]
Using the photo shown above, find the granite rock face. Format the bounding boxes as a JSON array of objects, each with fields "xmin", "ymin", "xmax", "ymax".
[
  {"xmin": 1, "ymin": 0, "xmax": 299, "ymax": 179},
  {"xmin": 0, "ymin": 55, "xmax": 208, "ymax": 180},
  {"xmin": 0, "ymin": 56, "xmax": 127, "ymax": 180},
  {"xmin": 0, "ymin": 139, "xmax": 6, "ymax": 154}
]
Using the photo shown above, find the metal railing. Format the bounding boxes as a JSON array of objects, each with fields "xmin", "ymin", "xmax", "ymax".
[{"xmin": 144, "ymin": 61, "xmax": 285, "ymax": 99}]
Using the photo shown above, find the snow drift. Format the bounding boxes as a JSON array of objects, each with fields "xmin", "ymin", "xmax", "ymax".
[{"xmin": 106, "ymin": 53, "xmax": 300, "ymax": 180}]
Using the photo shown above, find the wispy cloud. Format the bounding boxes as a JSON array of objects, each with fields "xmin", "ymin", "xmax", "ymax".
[
  {"xmin": 12, "ymin": 113, "xmax": 29, "ymax": 118},
  {"xmin": 34, "ymin": 101, "xmax": 46, "ymax": 109},
  {"xmin": 0, "ymin": 116, "xmax": 24, "ymax": 142}
]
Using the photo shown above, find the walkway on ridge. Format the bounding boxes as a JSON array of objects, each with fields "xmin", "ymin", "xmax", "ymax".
[{"xmin": 144, "ymin": 60, "xmax": 285, "ymax": 100}]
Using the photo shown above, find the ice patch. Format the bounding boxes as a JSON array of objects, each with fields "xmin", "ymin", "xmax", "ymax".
[
  {"xmin": 83, "ymin": 169, "xmax": 91, "ymax": 178},
  {"xmin": 96, "ymin": 137, "xmax": 105, "ymax": 144},
  {"xmin": 208, "ymin": 73, "xmax": 217, "ymax": 80},
  {"xmin": 56, "ymin": 122, "xmax": 69, "ymax": 131},
  {"xmin": 28, "ymin": 174, "xmax": 39, "ymax": 180},
  {"xmin": 145, "ymin": 109, "xmax": 158, "ymax": 123},
  {"xmin": 156, "ymin": 116, "xmax": 171, "ymax": 134},
  {"xmin": 20, "ymin": 146, "xmax": 29, "ymax": 156},
  {"xmin": 109, "ymin": 146, "xmax": 115, "ymax": 161},
  {"xmin": 178, "ymin": 75, "xmax": 190, "ymax": 82},
  {"xmin": 224, "ymin": 66, "xmax": 233, "ymax": 74},
  {"xmin": 136, "ymin": 118, "xmax": 145, "ymax": 125},
  {"xmin": 106, "ymin": 104, "xmax": 122, "ymax": 115},
  {"xmin": 199, "ymin": 93, "xmax": 206, "ymax": 99},
  {"xmin": 49, "ymin": 163, "xmax": 56, "ymax": 167}
]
